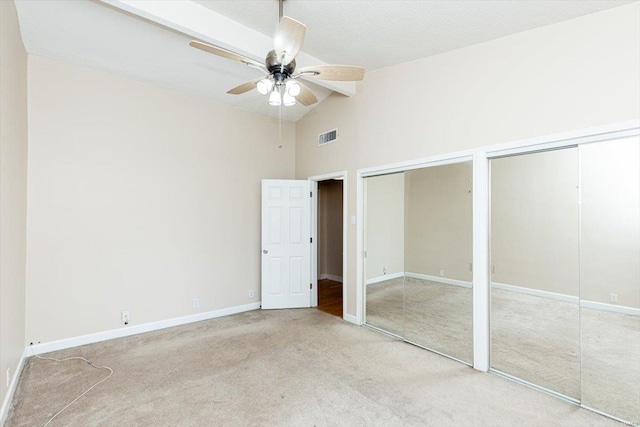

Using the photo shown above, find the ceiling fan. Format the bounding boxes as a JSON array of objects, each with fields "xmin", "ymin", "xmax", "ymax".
[{"xmin": 189, "ymin": 0, "xmax": 365, "ymax": 107}]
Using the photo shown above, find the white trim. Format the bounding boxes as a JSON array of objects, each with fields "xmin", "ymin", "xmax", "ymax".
[
  {"xmin": 310, "ymin": 179, "xmax": 319, "ymax": 307},
  {"xmin": 405, "ymin": 272, "xmax": 472, "ymax": 288},
  {"xmin": 365, "ymin": 271, "xmax": 404, "ymax": 285},
  {"xmin": 579, "ymin": 300, "xmax": 640, "ymax": 317},
  {"xmin": 472, "ymin": 150, "xmax": 491, "ymax": 372},
  {"xmin": 343, "ymin": 314, "xmax": 358, "ymax": 325},
  {"xmin": 30, "ymin": 302, "xmax": 261, "ymax": 355},
  {"xmin": 356, "ymin": 170, "xmax": 364, "ymax": 325},
  {"xmin": 359, "ymin": 155, "xmax": 475, "ymax": 178},
  {"xmin": 485, "ymin": 121, "xmax": 639, "ymax": 158},
  {"xmin": 0, "ymin": 351, "xmax": 27, "ymax": 426},
  {"xmin": 308, "ymin": 171, "xmax": 349, "ymax": 322},
  {"xmin": 491, "ymin": 282, "xmax": 579, "ymax": 304},
  {"xmin": 318, "ymin": 273, "xmax": 343, "ymax": 283}
]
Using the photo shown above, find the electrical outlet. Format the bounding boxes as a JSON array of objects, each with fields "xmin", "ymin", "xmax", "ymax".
[
  {"xmin": 6, "ymin": 368, "xmax": 10, "ymax": 388},
  {"xmin": 383, "ymin": 266, "xmax": 387, "ymax": 275},
  {"xmin": 249, "ymin": 290, "xmax": 255, "ymax": 298},
  {"xmin": 193, "ymin": 298, "xmax": 200, "ymax": 308},
  {"xmin": 121, "ymin": 310, "xmax": 130, "ymax": 326},
  {"xmin": 610, "ymin": 293, "xmax": 618, "ymax": 303},
  {"xmin": 468, "ymin": 263, "xmax": 473, "ymax": 272},
  {"xmin": 439, "ymin": 269, "xmax": 444, "ymax": 277}
]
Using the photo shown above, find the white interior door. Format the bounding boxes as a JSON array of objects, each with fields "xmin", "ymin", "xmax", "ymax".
[{"xmin": 261, "ymin": 179, "xmax": 311, "ymax": 309}]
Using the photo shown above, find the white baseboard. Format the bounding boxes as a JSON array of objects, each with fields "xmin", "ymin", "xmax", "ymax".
[
  {"xmin": 343, "ymin": 313, "xmax": 359, "ymax": 325},
  {"xmin": 0, "ymin": 350, "xmax": 27, "ymax": 426},
  {"xmin": 491, "ymin": 282, "xmax": 579, "ymax": 304},
  {"xmin": 30, "ymin": 302, "xmax": 262, "ymax": 355},
  {"xmin": 365, "ymin": 272, "xmax": 404, "ymax": 285},
  {"xmin": 580, "ymin": 300, "xmax": 639, "ymax": 316},
  {"xmin": 319, "ymin": 273, "xmax": 343, "ymax": 283},
  {"xmin": 491, "ymin": 283, "xmax": 639, "ymax": 316},
  {"xmin": 405, "ymin": 272, "xmax": 472, "ymax": 289}
]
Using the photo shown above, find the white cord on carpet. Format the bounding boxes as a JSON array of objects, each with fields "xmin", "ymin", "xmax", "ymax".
[{"xmin": 29, "ymin": 346, "xmax": 113, "ymax": 427}]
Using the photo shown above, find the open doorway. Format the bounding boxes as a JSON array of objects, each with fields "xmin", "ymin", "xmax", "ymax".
[{"xmin": 315, "ymin": 178, "xmax": 344, "ymax": 317}]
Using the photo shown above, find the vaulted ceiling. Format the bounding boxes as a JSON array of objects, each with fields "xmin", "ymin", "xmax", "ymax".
[{"xmin": 15, "ymin": 0, "xmax": 633, "ymax": 122}]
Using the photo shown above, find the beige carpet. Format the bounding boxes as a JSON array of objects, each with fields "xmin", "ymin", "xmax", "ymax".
[
  {"xmin": 490, "ymin": 288, "xmax": 581, "ymax": 399},
  {"xmin": 365, "ymin": 277, "xmax": 473, "ymax": 363},
  {"xmin": 366, "ymin": 279, "xmax": 639, "ymax": 424},
  {"xmin": 5, "ymin": 309, "xmax": 626, "ymax": 427}
]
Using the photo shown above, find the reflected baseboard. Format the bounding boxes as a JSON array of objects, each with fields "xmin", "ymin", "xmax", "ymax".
[
  {"xmin": 580, "ymin": 300, "xmax": 639, "ymax": 317},
  {"xmin": 365, "ymin": 272, "xmax": 404, "ymax": 285},
  {"xmin": 492, "ymin": 282, "xmax": 640, "ymax": 316},
  {"xmin": 405, "ymin": 272, "xmax": 472, "ymax": 288},
  {"xmin": 491, "ymin": 282, "xmax": 578, "ymax": 304}
]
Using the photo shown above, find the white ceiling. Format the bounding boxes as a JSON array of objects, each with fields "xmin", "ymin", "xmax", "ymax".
[
  {"xmin": 15, "ymin": 0, "xmax": 633, "ymax": 122},
  {"xmin": 194, "ymin": 0, "xmax": 634, "ymax": 71}
]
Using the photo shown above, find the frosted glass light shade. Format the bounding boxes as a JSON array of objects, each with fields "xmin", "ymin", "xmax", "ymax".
[
  {"xmin": 283, "ymin": 92, "xmax": 296, "ymax": 106},
  {"xmin": 286, "ymin": 80, "xmax": 301, "ymax": 97},
  {"xmin": 268, "ymin": 89, "xmax": 282, "ymax": 106},
  {"xmin": 257, "ymin": 78, "xmax": 273, "ymax": 95}
]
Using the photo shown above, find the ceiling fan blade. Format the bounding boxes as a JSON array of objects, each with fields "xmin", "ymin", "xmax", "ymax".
[
  {"xmin": 296, "ymin": 65, "xmax": 365, "ymax": 81},
  {"xmin": 190, "ymin": 40, "xmax": 264, "ymax": 69},
  {"xmin": 296, "ymin": 82, "xmax": 318, "ymax": 106},
  {"xmin": 227, "ymin": 78, "xmax": 262, "ymax": 95},
  {"xmin": 274, "ymin": 16, "xmax": 306, "ymax": 66}
]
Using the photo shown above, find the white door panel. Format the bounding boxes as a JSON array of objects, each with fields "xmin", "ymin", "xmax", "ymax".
[{"xmin": 261, "ymin": 179, "xmax": 311, "ymax": 309}]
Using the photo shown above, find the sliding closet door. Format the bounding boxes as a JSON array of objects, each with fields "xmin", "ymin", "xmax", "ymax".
[
  {"xmin": 364, "ymin": 173, "xmax": 405, "ymax": 337},
  {"xmin": 403, "ymin": 162, "xmax": 473, "ymax": 363},
  {"xmin": 490, "ymin": 148, "xmax": 580, "ymax": 400},
  {"xmin": 579, "ymin": 137, "xmax": 640, "ymax": 422}
]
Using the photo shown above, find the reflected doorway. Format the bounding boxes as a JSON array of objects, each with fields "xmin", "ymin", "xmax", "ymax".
[{"xmin": 316, "ymin": 179, "xmax": 344, "ymax": 317}]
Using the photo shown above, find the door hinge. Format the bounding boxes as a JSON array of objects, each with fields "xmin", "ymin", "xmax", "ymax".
[
  {"xmin": 310, "ymin": 237, "xmax": 313, "ymax": 243},
  {"xmin": 310, "ymin": 191, "xmax": 313, "ymax": 197},
  {"xmin": 310, "ymin": 283, "xmax": 312, "ymax": 289}
]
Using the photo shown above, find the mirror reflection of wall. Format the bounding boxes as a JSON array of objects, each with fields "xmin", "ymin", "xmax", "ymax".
[
  {"xmin": 579, "ymin": 137, "xmax": 639, "ymax": 422},
  {"xmin": 404, "ymin": 162, "xmax": 473, "ymax": 363},
  {"xmin": 364, "ymin": 172, "xmax": 405, "ymax": 336},
  {"xmin": 490, "ymin": 148, "xmax": 581, "ymax": 400},
  {"xmin": 363, "ymin": 161, "xmax": 474, "ymax": 364}
]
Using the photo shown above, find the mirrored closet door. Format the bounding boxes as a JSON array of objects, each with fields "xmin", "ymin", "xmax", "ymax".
[
  {"xmin": 578, "ymin": 137, "xmax": 639, "ymax": 422},
  {"xmin": 490, "ymin": 148, "xmax": 581, "ymax": 400},
  {"xmin": 364, "ymin": 161, "xmax": 474, "ymax": 365},
  {"xmin": 403, "ymin": 162, "xmax": 473, "ymax": 363},
  {"xmin": 364, "ymin": 172, "xmax": 405, "ymax": 337},
  {"xmin": 490, "ymin": 135, "xmax": 640, "ymax": 423}
]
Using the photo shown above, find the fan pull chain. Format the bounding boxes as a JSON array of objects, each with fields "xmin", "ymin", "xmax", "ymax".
[{"xmin": 278, "ymin": 101, "xmax": 283, "ymax": 149}]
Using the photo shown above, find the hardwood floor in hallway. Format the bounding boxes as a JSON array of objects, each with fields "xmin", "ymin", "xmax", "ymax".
[{"xmin": 317, "ymin": 279, "xmax": 342, "ymax": 318}]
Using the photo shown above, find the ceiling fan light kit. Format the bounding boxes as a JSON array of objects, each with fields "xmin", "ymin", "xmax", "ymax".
[{"xmin": 189, "ymin": 0, "xmax": 365, "ymax": 108}]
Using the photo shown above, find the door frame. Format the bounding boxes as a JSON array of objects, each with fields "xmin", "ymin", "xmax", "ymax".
[{"xmin": 309, "ymin": 171, "xmax": 348, "ymax": 321}]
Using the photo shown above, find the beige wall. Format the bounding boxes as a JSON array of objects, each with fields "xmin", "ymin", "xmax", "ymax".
[
  {"xmin": 491, "ymin": 149, "xmax": 580, "ymax": 296},
  {"xmin": 405, "ymin": 162, "xmax": 472, "ymax": 282},
  {"xmin": 318, "ymin": 180, "xmax": 343, "ymax": 279},
  {"xmin": 491, "ymin": 139, "xmax": 639, "ymax": 309},
  {"xmin": 25, "ymin": 56, "xmax": 295, "ymax": 344},
  {"xmin": 0, "ymin": 0, "xmax": 28, "ymax": 405},
  {"xmin": 580, "ymin": 137, "xmax": 639, "ymax": 308},
  {"xmin": 364, "ymin": 173, "xmax": 404, "ymax": 280},
  {"xmin": 296, "ymin": 3, "xmax": 640, "ymax": 316}
]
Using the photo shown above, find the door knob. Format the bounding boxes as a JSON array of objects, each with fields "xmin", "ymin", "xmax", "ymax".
[{"xmin": 263, "ymin": 249, "xmax": 268, "ymax": 254}]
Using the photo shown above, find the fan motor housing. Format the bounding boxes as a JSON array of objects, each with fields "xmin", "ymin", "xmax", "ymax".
[{"xmin": 266, "ymin": 50, "xmax": 296, "ymax": 80}]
